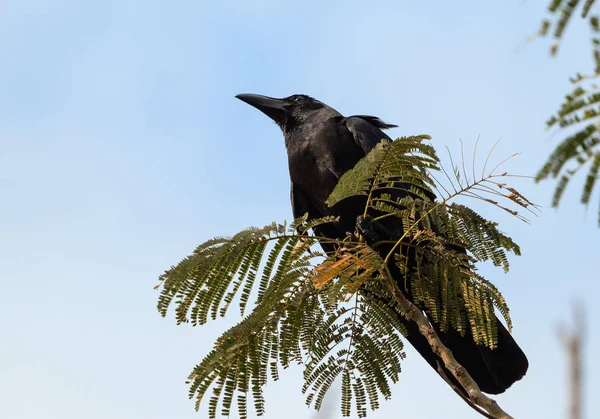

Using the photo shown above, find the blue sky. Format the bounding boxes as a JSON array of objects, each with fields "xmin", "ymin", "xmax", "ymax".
[{"xmin": 1, "ymin": 1, "xmax": 597, "ymax": 418}]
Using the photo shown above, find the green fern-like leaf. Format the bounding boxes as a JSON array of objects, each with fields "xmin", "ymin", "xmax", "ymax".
[
  {"xmin": 535, "ymin": 0, "xmax": 600, "ymax": 222},
  {"xmin": 158, "ymin": 134, "xmax": 530, "ymax": 418},
  {"xmin": 326, "ymin": 135, "xmax": 438, "ymax": 207},
  {"xmin": 581, "ymin": 152, "xmax": 600, "ymax": 203}
]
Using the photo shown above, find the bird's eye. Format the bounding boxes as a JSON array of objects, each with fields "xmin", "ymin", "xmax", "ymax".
[{"xmin": 292, "ymin": 96, "xmax": 303, "ymax": 103}]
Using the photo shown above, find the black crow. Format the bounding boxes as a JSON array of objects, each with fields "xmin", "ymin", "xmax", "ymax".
[{"xmin": 236, "ymin": 93, "xmax": 528, "ymax": 396}]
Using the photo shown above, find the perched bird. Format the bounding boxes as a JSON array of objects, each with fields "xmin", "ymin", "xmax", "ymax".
[{"xmin": 236, "ymin": 93, "xmax": 528, "ymax": 395}]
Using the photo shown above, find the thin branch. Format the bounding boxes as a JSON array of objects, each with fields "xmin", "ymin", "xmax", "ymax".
[
  {"xmin": 457, "ymin": 192, "xmax": 531, "ymax": 223},
  {"xmin": 557, "ymin": 302, "xmax": 586, "ymax": 419},
  {"xmin": 488, "ymin": 153, "xmax": 521, "ymax": 177},
  {"xmin": 470, "ymin": 185, "xmax": 511, "ymax": 199},
  {"xmin": 440, "ymin": 159, "xmax": 459, "ymax": 194},
  {"xmin": 435, "ymin": 361, "xmax": 496, "ymax": 419},
  {"xmin": 472, "ymin": 135, "xmax": 480, "ymax": 184},
  {"xmin": 491, "ymin": 174, "xmax": 536, "ymax": 179},
  {"xmin": 427, "ymin": 168, "xmax": 454, "ymax": 199},
  {"xmin": 482, "ymin": 139, "xmax": 501, "ymax": 179},
  {"xmin": 446, "ymin": 146, "xmax": 463, "ymax": 189},
  {"xmin": 343, "ymin": 295, "xmax": 361, "ymax": 370},
  {"xmin": 381, "ymin": 268, "xmax": 514, "ymax": 419},
  {"xmin": 460, "ymin": 138, "xmax": 470, "ymax": 184}
]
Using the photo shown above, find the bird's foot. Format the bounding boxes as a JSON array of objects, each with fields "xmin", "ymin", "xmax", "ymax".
[{"xmin": 355, "ymin": 215, "xmax": 379, "ymax": 242}]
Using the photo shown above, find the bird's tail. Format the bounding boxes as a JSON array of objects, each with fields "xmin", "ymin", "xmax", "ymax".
[{"xmin": 400, "ymin": 314, "xmax": 529, "ymax": 395}]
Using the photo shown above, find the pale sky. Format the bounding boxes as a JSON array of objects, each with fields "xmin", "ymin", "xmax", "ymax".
[{"xmin": 1, "ymin": 1, "xmax": 598, "ymax": 418}]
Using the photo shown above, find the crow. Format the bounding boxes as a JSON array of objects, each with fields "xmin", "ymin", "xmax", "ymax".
[{"xmin": 235, "ymin": 93, "xmax": 528, "ymax": 396}]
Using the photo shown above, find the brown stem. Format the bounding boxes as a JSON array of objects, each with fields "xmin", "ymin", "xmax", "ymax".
[
  {"xmin": 435, "ymin": 361, "xmax": 496, "ymax": 419},
  {"xmin": 381, "ymin": 268, "xmax": 513, "ymax": 419},
  {"xmin": 557, "ymin": 303, "xmax": 585, "ymax": 419}
]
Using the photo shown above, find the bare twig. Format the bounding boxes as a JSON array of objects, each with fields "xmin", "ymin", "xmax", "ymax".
[
  {"xmin": 557, "ymin": 303, "xmax": 586, "ymax": 419},
  {"xmin": 482, "ymin": 138, "xmax": 501, "ymax": 179},
  {"xmin": 381, "ymin": 268, "xmax": 514, "ymax": 419}
]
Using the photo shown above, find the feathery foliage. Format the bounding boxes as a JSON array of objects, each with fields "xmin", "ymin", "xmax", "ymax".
[
  {"xmin": 535, "ymin": 0, "xmax": 599, "ymax": 60},
  {"xmin": 156, "ymin": 135, "xmax": 534, "ymax": 418},
  {"xmin": 534, "ymin": 0, "xmax": 600, "ymax": 225}
]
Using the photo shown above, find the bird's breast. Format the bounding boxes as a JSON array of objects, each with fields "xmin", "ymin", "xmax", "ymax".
[
  {"xmin": 287, "ymin": 143, "xmax": 337, "ymax": 201},
  {"xmin": 285, "ymin": 119, "xmax": 366, "ymax": 207}
]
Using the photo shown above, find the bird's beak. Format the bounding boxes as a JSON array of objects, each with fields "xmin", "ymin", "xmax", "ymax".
[{"xmin": 235, "ymin": 93, "xmax": 286, "ymax": 123}]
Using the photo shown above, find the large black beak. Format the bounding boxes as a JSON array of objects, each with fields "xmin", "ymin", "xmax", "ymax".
[{"xmin": 235, "ymin": 93, "xmax": 286, "ymax": 123}]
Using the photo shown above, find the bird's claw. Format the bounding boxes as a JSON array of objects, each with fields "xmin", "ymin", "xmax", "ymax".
[{"xmin": 356, "ymin": 215, "xmax": 379, "ymax": 242}]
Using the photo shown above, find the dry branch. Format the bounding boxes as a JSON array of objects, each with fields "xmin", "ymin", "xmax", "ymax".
[{"xmin": 557, "ymin": 304, "xmax": 586, "ymax": 419}]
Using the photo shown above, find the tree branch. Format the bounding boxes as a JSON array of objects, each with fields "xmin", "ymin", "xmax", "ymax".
[
  {"xmin": 381, "ymin": 268, "xmax": 514, "ymax": 419},
  {"xmin": 435, "ymin": 361, "xmax": 496, "ymax": 419},
  {"xmin": 557, "ymin": 303, "xmax": 585, "ymax": 419}
]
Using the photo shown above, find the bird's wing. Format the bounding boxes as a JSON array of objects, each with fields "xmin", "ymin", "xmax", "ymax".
[
  {"xmin": 344, "ymin": 115, "xmax": 437, "ymax": 202},
  {"xmin": 343, "ymin": 115, "xmax": 396, "ymax": 154},
  {"xmin": 351, "ymin": 115, "xmax": 398, "ymax": 130}
]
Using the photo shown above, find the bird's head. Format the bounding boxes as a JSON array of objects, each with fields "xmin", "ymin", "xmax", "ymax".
[{"xmin": 235, "ymin": 93, "xmax": 334, "ymax": 133}]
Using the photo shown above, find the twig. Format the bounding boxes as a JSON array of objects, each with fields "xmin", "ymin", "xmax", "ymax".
[
  {"xmin": 557, "ymin": 303, "xmax": 585, "ymax": 419},
  {"xmin": 435, "ymin": 361, "xmax": 496, "ymax": 419},
  {"xmin": 482, "ymin": 138, "xmax": 501, "ymax": 179},
  {"xmin": 381, "ymin": 268, "xmax": 514, "ymax": 419}
]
